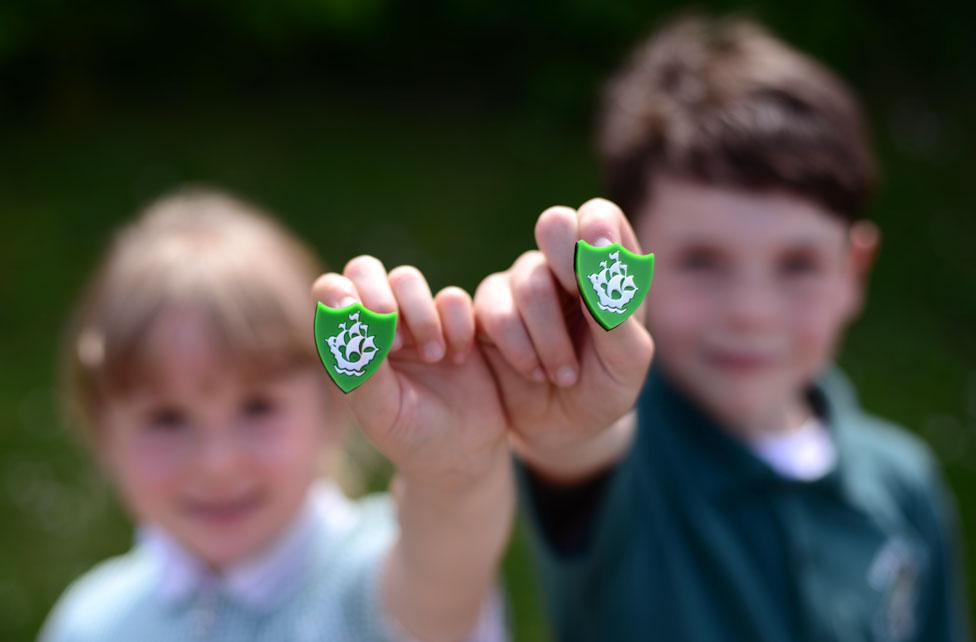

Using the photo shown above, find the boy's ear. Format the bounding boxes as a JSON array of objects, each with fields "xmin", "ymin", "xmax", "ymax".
[{"xmin": 843, "ymin": 220, "xmax": 881, "ymax": 319}]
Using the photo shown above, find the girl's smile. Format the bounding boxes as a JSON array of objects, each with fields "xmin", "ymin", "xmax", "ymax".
[
  {"xmin": 100, "ymin": 307, "xmax": 335, "ymax": 569},
  {"xmin": 181, "ymin": 490, "xmax": 268, "ymax": 528}
]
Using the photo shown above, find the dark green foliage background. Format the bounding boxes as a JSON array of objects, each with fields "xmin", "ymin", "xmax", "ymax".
[{"xmin": 1, "ymin": 2, "xmax": 973, "ymax": 639}]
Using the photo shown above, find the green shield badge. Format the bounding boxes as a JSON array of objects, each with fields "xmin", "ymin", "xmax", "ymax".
[
  {"xmin": 314, "ymin": 302, "xmax": 397, "ymax": 393},
  {"xmin": 575, "ymin": 240, "xmax": 654, "ymax": 331}
]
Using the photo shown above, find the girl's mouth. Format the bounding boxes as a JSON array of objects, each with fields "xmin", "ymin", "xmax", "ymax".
[{"xmin": 182, "ymin": 491, "xmax": 266, "ymax": 526}]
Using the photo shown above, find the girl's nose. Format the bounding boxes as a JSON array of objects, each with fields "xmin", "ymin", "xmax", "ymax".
[{"xmin": 196, "ymin": 429, "xmax": 246, "ymax": 478}]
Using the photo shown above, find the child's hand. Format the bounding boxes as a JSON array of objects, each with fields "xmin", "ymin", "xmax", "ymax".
[
  {"xmin": 474, "ymin": 198, "xmax": 654, "ymax": 482},
  {"xmin": 314, "ymin": 259, "xmax": 513, "ymax": 642},
  {"xmin": 313, "ymin": 258, "xmax": 508, "ymax": 484}
]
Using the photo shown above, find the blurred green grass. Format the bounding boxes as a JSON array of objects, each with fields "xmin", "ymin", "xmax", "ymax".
[{"xmin": 1, "ymin": 94, "xmax": 973, "ymax": 640}]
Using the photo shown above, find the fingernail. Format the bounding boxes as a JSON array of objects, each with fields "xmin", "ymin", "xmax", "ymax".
[
  {"xmin": 555, "ymin": 367, "xmax": 578, "ymax": 387},
  {"xmin": 530, "ymin": 368, "xmax": 546, "ymax": 383},
  {"xmin": 422, "ymin": 342, "xmax": 445, "ymax": 362},
  {"xmin": 338, "ymin": 296, "xmax": 358, "ymax": 308},
  {"xmin": 392, "ymin": 331, "xmax": 403, "ymax": 351},
  {"xmin": 593, "ymin": 237, "xmax": 613, "ymax": 248}
]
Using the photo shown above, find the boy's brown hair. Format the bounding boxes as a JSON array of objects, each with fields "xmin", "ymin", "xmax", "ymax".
[{"xmin": 597, "ymin": 14, "xmax": 877, "ymax": 222}]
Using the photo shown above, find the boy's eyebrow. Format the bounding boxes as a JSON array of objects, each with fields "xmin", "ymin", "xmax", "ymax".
[
  {"xmin": 665, "ymin": 235, "xmax": 843, "ymax": 261},
  {"xmin": 776, "ymin": 234, "xmax": 847, "ymax": 252},
  {"xmin": 668, "ymin": 236, "xmax": 734, "ymax": 253},
  {"xmin": 672, "ymin": 228, "xmax": 839, "ymax": 245},
  {"xmin": 668, "ymin": 233, "xmax": 725, "ymax": 246},
  {"xmin": 773, "ymin": 236, "xmax": 830, "ymax": 249}
]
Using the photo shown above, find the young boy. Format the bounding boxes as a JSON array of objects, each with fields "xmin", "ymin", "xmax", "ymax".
[{"xmin": 475, "ymin": 14, "xmax": 969, "ymax": 642}]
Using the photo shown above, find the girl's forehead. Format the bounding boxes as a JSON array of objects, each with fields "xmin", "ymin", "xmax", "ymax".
[
  {"xmin": 144, "ymin": 308, "xmax": 226, "ymax": 374},
  {"xmin": 122, "ymin": 355, "xmax": 310, "ymax": 406},
  {"xmin": 127, "ymin": 307, "xmax": 305, "ymax": 396}
]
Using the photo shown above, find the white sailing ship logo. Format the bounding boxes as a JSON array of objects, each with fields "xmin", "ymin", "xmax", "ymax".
[
  {"xmin": 326, "ymin": 312, "xmax": 380, "ymax": 376},
  {"xmin": 587, "ymin": 250, "xmax": 638, "ymax": 314}
]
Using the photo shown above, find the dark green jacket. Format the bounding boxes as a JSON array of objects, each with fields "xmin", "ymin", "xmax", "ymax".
[{"xmin": 521, "ymin": 366, "xmax": 969, "ymax": 642}]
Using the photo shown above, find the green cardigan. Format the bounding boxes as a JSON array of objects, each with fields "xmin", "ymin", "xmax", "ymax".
[{"xmin": 520, "ymin": 366, "xmax": 970, "ymax": 642}]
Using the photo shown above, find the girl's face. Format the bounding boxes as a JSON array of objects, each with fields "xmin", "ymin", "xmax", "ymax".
[{"xmin": 99, "ymin": 308, "xmax": 335, "ymax": 569}]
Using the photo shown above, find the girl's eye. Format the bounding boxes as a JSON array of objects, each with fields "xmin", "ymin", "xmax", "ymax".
[
  {"xmin": 241, "ymin": 395, "xmax": 278, "ymax": 420},
  {"xmin": 146, "ymin": 407, "xmax": 188, "ymax": 432}
]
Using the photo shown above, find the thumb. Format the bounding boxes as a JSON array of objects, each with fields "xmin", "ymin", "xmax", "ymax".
[
  {"xmin": 581, "ymin": 310, "xmax": 654, "ymax": 386},
  {"xmin": 575, "ymin": 199, "xmax": 654, "ymax": 384}
]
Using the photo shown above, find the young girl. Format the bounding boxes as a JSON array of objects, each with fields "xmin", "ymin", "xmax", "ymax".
[{"xmin": 41, "ymin": 189, "xmax": 513, "ymax": 641}]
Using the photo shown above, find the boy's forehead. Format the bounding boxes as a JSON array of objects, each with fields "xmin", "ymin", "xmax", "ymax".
[{"xmin": 635, "ymin": 176, "xmax": 848, "ymax": 249}]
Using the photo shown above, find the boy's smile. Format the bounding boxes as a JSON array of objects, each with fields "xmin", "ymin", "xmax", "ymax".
[{"xmin": 636, "ymin": 176, "xmax": 874, "ymax": 437}]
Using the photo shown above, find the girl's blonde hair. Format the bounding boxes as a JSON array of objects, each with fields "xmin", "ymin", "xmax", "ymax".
[{"xmin": 62, "ymin": 187, "xmax": 325, "ymax": 441}]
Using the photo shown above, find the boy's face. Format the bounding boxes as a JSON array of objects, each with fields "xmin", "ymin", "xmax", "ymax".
[
  {"xmin": 99, "ymin": 308, "xmax": 337, "ymax": 569},
  {"xmin": 636, "ymin": 176, "xmax": 873, "ymax": 435}
]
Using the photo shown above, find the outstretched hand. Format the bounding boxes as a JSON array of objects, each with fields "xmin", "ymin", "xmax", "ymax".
[
  {"xmin": 313, "ymin": 256, "xmax": 508, "ymax": 483},
  {"xmin": 313, "ymin": 257, "xmax": 514, "ymax": 642},
  {"xmin": 474, "ymin": 198, "xmax": 654, "ymax": 482}
]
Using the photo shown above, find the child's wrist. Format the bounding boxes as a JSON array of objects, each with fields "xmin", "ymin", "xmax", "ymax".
[
  {"xmin": 383, "ymin": 449, "xmax": 513, "ymax": 642},
  {"xmin": 391, "ymin": 448, "xmax": 514, "ymax": 575},
  {"xmin": 512, "ymin": 412, "xmax": 636, "ymax": 485},
  {"xmin": 393, "ymin": 444, "xmax": 514, "ymax": 514}
]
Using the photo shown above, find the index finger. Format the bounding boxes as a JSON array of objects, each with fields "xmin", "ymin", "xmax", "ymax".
[
  {"xmin": 535, "ymin": 199, "xmax": 643, "ymax": 295},
  {"xmin": 534, "ymin": 205, "xmax": 578, "ymax": 293},
  {"xmin": 576, "ymin": 198, "xmax": 642, "ymax": 256}
]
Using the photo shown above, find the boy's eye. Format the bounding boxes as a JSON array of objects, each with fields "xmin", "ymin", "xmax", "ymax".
[
  {"xmin": 779, "ymin": 252, "xmax": 822, "ymax": 276},
  {"xmin": 146, "ymin": 407, "xmax": 188, "ymax": 432},
  {"xmin": 676, "ymin": 248, "xmax": 725, "ymax": 272}
]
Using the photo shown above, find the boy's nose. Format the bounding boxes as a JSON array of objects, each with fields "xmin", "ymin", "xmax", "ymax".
[{"xmin": 722, "ymin": 274, "xmax": 781, "ymax": 331}]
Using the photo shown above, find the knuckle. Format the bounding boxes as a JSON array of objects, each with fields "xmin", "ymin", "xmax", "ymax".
[
  {"xmin": 514, "ymin": 262, "xmax": 554, "ymax": 305},
  {"xmin": 482, "ymin": 307, "xmax": 521, "ymax": 346},
  {"xmin": 442, "ymin": 311, "xmax": 473, "ymax": 340},
  {"xmin": 478, "ymin": 312, "xmax": 536, "ymax": 372},
  {"xmin": 490, "ymin": 311, "xmax": 530, "ymax": 350},
  {"xmin": 479, "ymin": 305, "xmax": 510, "ymax": 337},
  {"xmin": 411, "ymin": 317, "xmax": 441, "ymax": 338}
]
